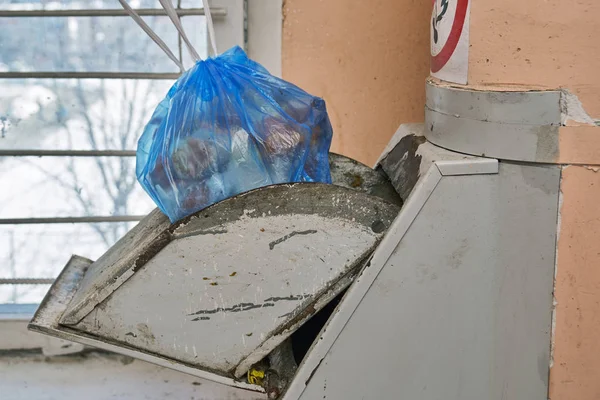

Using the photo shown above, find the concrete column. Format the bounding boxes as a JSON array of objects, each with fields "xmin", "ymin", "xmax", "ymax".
[
  {"xmin": 431, "ymin": 1, "xmax": 600, "ymax": 398},
  {"xmin": 282, "ymin": 0, "xmax": 431, "ymax": 166},
  {"xmin": 468, "ymin": 0, "xmax": 600, "ymax": 119}
]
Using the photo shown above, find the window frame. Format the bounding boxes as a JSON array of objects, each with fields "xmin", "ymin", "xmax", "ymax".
[
  {"xmin": 0, "ymin": 0, "xmax": 284, "ymax": 352},
  {"xmin": 0, "ymin": 0, "xmax": 245, "ymax": 312}
]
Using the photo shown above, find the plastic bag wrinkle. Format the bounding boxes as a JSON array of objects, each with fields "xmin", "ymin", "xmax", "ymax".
[{"xmin": 136, "ymin": 46, "xmax": 333, "ymax": 222}]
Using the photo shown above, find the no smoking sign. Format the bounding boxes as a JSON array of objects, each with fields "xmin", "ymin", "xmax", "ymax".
[{"xmin": 430, "ymin": 0, "xmax": 471, "ymax": 84}]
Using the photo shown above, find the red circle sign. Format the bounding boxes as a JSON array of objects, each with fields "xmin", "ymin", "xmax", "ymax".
[{"xmin": 431, "ymin": 0, "xmax": 469, "ymax": 73}]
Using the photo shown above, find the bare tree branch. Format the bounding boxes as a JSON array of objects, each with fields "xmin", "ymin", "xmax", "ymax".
[{"xmin": 1, "ymin": 7, "xmax": 176, "ymax": 301}]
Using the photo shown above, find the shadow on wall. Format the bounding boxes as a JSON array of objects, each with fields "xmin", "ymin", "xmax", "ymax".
[{"xmin": 282, "ymin": 0, "xmax": 431, "ymax": 166}]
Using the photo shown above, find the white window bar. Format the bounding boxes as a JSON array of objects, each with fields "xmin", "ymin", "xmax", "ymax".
[
  {"xmin": 0, "ymin": 8, "xmax": 226, "ymax": 18},
  {"xmin": 0, "ymin": 4, "xmax": 225, "ymax": 79},
  {"xmin": 0, "ymin": 2, "xmax": 245, "ymax": 299},
  {"xmin": 0, "ymin": 150, "xmax": 136, "ymax": 157},
  {"xmin": 0, "ymin": 72, "xmax": 180, "ymax": 79},
  {"xmin": 0, "ymin": 216, "xmax": 146, "ymax": 225},
  {"xmin": 0, "ymin": 278, "xmax": 55, "ymax": 285}
]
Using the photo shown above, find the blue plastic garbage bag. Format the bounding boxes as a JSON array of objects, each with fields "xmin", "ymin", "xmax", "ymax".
[{"xmin": 136, "ymin": 46, "xmax": 333, "ymax": 222}]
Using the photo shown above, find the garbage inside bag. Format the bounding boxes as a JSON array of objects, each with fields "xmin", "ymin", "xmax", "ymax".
[{"xmin": 136, "ymin": 46, "xmax": 334, "ymax": 222}]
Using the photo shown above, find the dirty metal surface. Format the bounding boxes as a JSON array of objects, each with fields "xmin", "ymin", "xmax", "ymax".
[
  {"xmin": 329, "ymin": 153, "xmax": 402, "ymax": 206},
  {"xmin": 28, "ymin": 256, "xmax": 264, "ymax": 392},
  {"xmin": 68, "ymin": 184, "xmax": 398, "ymax": 379},
  {"xmin": 61, "ymin": 209, "xmax": 171, "ymax": 325},
  {"xmin": 31, "ymin": 256, "xmax": 93, "ymax": 333},
  {"xmin": 283, "ymin": 161, "xmax": 445, "ymax": 400},
  {"xmin": 289, "ymin": 162, "xmax": 559, "ymax": 400},
  {"xmin": 61, "ymin": 154, "xmax": 399, "ymax": 326},
  {"xmin": 424, "ymin": 79, "xmax": 564, "ymax": 163},
  {"xmin": 377, "ymin": 123, "xmax": 490, "ymax": 201}
]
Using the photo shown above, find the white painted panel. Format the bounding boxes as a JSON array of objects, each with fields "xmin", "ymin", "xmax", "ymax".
[
  {"xmin": 76, "ymin": 213, "xmax": 381, "ymax": 374},
  {"xmin": 296, "ymin": 163, "xmax": 559, "ymax": 400}
]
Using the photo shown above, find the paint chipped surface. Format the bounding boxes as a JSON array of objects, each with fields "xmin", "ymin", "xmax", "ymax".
[
  {"xmin": 560, "ymin": 90, "xmax": 597, "ymax": 127},
  {"xmin": 61, "ymin": 154, "xmax": 401, "ymax": 326},
  {"xmin": 71, "ymin": 184, "xmax": 399, "ymax": 377},
  {"xmin": 75, "ymin": 214, "xmax": 382, "ymax": 375},
  {"xmin": 378, "ymin": 134, "xmax": 426, "ymax": 201},
  {"xmin": 268, "ymin": 230, "xmax": 318, "ymax": 250}
]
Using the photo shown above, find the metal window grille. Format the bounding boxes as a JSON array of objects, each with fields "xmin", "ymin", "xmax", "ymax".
[{"xmin": 0, "ymin": 1, "xmax": 241, "ymax": 303}]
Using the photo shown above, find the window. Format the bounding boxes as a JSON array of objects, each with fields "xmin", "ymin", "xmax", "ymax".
[{"xmin": 0, "ymin": 0, "xmax": 244, "ymax": 304}]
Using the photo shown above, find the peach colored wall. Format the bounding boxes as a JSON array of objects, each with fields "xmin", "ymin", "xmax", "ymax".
[
  {"xmin": 469, "ymin": 0, "xmax": 600, "ymax": 118},
  {"xmin": 550, "ymin": 166, "xmax": 600, "ymax": 400},
  {"xmin": 282, "ymin": 0, "xmax": 430, "ymax": 166},
  {"xmin": 558, "ymin": 127, "xmax": 600, "ymax": 165},
  {"xmin": 467, "ymin": 4, "xmax": 600, "ymax": 397}
]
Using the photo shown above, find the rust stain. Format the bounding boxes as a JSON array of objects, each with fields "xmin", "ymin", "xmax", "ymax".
[{"xmin": 344, "ymin": 173, "xmax": 364, "ymax": 188}]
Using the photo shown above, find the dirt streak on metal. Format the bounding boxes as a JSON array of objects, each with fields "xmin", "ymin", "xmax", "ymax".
[
  {"xmin": 188, "ymin": 295, "xmax": 311, "ymax": 321},
  {"xmin": 268, "ymin": 230, "xmax": 318, "ymax": 250},
  {"xmin": 132, "ymin": 232, "xmax": 171, "ymax": 273},
  {"xmin": 188, "ymin": 302, "xmax": 276, "ymax": 318}
]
